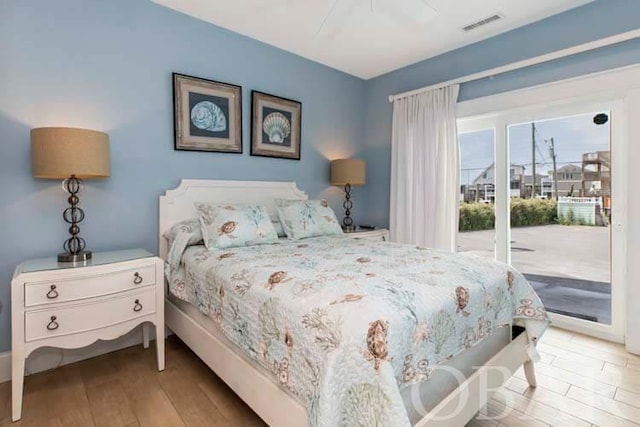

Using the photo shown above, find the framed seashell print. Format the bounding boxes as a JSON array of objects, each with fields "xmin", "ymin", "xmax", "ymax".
[
  {"xmin": 173, "ymin": 73, "xmax": 242, "ymax": 153},
  {"xmin": 251, "ymin": 91, "xmax": 302, "ymax": 160}
]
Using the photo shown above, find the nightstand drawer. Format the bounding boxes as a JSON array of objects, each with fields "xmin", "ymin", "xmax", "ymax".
[
  {"xmin": 24, "ymin": 265, "xmax": 155, "ymax": 307},
  {"xmin": 24, "ymin": 287, "xmax": 156, "ymax": 342}
]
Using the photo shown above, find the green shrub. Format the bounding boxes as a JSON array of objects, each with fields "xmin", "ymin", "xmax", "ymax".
[
  {"xmin": 510, "ymin": 198, "xmax": 557, "ymax": 227},
  {"xmin": 459, "ymin": 199, "xmax": 558, "ymax": 231},
  {"xmin": 459, "ymin": 203, "xmax": 495, "ymax": 231}
]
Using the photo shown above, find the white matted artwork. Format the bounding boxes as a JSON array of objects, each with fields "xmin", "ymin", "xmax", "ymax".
[
  {"xmin": 173, "ymin": 73, "xmax": 243, "ymax": 153},
  {"xmin": 251, "ymin": 90, "xmax": 301, "ymax": 160}
]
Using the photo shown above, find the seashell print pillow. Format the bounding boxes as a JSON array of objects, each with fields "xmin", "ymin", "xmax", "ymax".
[
  {"xmin": 194, "ymin": 203, "xmax": 279, "ymax": 250},
  {"xmin": 163, "ymin": 218, "xmax": 203, "ymax": 245},
  {"xmin": 275, "ymin": 199, "xmax": 343, "ymax": 240},
  {"xmin": 163, "ymin": 218, "xmax": 204, "ymax": 274}
]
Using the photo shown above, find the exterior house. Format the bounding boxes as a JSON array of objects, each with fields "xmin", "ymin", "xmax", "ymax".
[
  {"xmin": 545, "ymin": 152, "xmax": 611, "ymax": 200},
  {"xmin": 509, "ymin": 164, "xmax": 526, "ymax": 198},
  {"xmin": 462, "ymin": 157, "xmax": 610, "ymax": 202},
  {"xmin": 460, "ymin": 163, "xmax": 494, "ymax": 203},
  {"xmin": 461, "ymin": 163, "xmax": 526, "ymax": 202},
  {"xmin": 547, "ymin": 164, "xmax": 582, "ymax": 198},
  {"xmin": 582, "ymin": 151, "xmax": 611, "ymax": 199},
  {"xmin": 523, "ymin": 174, "xmax": 550, "ymax": 198}
]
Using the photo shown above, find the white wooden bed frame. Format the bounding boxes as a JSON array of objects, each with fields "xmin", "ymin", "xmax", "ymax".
[{"xmin": 159, "ymin": 179, "xmax": 538, "ymax": 427}]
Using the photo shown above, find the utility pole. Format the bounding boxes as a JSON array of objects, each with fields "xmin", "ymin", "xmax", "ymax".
[
  {"xmin": 531, "ymin": 122, "xmax": 536, "ymax": 198},
  {"xmin": 548, "ymin": 137, "xmax": 559, "ymax": 200}
]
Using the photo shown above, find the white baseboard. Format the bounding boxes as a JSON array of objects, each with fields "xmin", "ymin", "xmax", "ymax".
[{"xmin": 0, "ymin": 324, "xmax": 156, "ymax": 384}]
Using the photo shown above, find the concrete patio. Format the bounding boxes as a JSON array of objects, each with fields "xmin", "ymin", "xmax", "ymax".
[{"xmin": 458, "ymin": 224, "xmax": 611, "ymax": 324}]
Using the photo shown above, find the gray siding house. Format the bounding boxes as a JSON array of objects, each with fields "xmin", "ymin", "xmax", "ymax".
[{"xmin": 547, "ymin": 164, "xmax": 582, "ymax": 197}]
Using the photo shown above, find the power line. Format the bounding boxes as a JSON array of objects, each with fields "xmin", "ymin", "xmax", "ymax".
[
  {"xmin": 460, "ymin": 159, "xmax": 589, "ymax": 172},
  {"xmin": 533, "ymin": 125, "xmax": 547, "ymax": 165},
  {"xmin": 535, "ymin": 145, "xmax": 547, "ymax": 164}
]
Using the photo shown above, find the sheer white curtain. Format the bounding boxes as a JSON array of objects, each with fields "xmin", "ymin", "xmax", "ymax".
[{"xmin": 390, "ymin": 85, "xmax": 460, "ymax": 251}]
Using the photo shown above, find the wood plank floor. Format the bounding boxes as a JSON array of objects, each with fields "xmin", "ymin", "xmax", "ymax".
[{"xmin": 1, "ymin": 327, "xmax": 638, "ymax": 426}]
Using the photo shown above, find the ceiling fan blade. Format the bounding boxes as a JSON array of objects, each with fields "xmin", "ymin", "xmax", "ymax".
[{"xmin": 316, "ymin": 0, "xmax": 360, "ymax": 39}]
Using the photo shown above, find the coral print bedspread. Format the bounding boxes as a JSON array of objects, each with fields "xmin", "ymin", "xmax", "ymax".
[{"xmin": 167, "ymin": 236, "xmax": 549, "ymax": 426}]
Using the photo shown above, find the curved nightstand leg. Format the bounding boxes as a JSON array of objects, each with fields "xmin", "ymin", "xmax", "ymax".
[
  {"xmin": 11, "ymin": 351, "xmax": 25, "ymax": 421},
  {"xmin": 523, "ymin": 360, "xmax": 537, "ymax": 388},
  {"xmin": 155, "ymin": 322, "xmax": 165, "ymax": 371},
  {"xmin": 142, "ymin": 323, "xmax": 150, "ymax": 349}
]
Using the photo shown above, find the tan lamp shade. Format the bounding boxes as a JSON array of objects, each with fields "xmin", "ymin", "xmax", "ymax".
[
  {"xmin": 330, "ymin": 158, "xmax": 366, "ymax": 186},
  {"xmin": 31, "ymin": 127, "xmax": 110, "ymax": 179}
]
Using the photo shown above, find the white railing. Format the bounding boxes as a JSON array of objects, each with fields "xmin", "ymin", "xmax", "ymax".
[
  {"xmin": 557, "ymin": 197, "xmax": 602, "ymax": 225},
  {"xmin": 558, "ymin": 196, "xmax": 601, "ymax": 205}
]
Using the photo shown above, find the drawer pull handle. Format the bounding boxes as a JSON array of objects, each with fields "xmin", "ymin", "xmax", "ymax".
[
  {"xmin": 133, "ymin": 272, "xmax": 143, "ymax": 285},
  {"xmin": 133, "ymin": 299, "xmax": 143, "ymax": 312},
  {"xmin": 46, "ymin": 285, "xmax": 59, "ymax": 299},
  {"xmin": 47, "ymin": 316, "xmax": 59, "ymax": 331},
  {"xmin": 382, "ymin": 236, "xmax": 386, "ymax": 242}
]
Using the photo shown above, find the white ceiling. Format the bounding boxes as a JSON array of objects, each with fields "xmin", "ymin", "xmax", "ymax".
[{"xmin": 151, "ymin": 0, "xmax": 593, "ymax": 79}]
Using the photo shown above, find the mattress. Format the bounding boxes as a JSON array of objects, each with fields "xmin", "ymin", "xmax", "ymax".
[
  {"xmin": 166, "ymin": 236, "xmax": 548, "ymax": 426},
  {"xmin": 169, "ymin": 293, "xmax": 510, "ymax": 424}
]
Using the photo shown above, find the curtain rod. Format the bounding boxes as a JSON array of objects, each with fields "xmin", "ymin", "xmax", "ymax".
[{"xmin": 388, "ymin": 29, "xmax": 640, "ymax": 103}]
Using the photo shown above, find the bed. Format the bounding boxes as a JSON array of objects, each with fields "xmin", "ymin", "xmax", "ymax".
[{"xmin": 159, "ymin": 179, "xmax": 548, "ymax": 427}]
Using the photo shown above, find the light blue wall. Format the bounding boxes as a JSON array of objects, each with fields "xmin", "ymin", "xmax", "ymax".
[
  {"xmin": 0, "ymin": 0, "xmax": 366, "ymax": 352},
  {"xmin": 361, "ymin": 0, "xmax": 640, "ymax": 228}
]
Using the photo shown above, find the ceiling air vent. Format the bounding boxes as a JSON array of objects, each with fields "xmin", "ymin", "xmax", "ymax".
[{"xmin": 461, "ymin": 13, "xmax": 504, "ymax": 32}]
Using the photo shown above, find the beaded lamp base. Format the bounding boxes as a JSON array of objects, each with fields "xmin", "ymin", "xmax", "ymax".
[
  {"xmin": 341, "ymin": 183, "xmax": 356, "ymax": 232},
  {"xmin": 58, "ymin": 175, "xmax": 92, "ymax": 264}
]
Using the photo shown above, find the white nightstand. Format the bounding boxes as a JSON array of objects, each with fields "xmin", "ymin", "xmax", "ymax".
[
  {"xmin": 10, "ymin": 249, "xmax": 165, "ymax": 422},
  {"xmin": 345, "ymin": 228, "xmax": 389, "ymax": 242}
]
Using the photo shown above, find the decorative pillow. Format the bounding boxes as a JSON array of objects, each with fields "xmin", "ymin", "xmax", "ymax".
[
  {"xmin": 163, "ymin": 219, "xmax": 203, "ymax": 274},
  {"xmin": 163, "ymin": 218, "xmax": 203, "ymax": 245},
  {"xmin": 275, "ymin": 199, "xmax": 343, "ymax": 240},
  {"xmin": 194, "ymin": 203, "xmax": 279, "ymax": 250}
]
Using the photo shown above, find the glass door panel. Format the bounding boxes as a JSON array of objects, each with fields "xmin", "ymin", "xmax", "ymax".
[{"xmin": 507, "ymin": 113, "xmax": 612, "ymax": 325}]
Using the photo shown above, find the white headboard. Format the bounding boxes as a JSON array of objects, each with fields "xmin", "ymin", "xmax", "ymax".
[{"xmin": 159, "ymin": 179, "xmax": 308, "ymax": 259}]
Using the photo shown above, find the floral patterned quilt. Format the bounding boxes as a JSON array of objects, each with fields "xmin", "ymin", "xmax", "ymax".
[{"xmin": 167, "ymin": 236, "xmax": 548, "ymax": 426}]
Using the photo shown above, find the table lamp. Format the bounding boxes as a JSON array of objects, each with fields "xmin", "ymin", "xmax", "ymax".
[
  {"xmin": 330, "ymin": 158, "xmax": 366, "ymax": 233},
  {"xmin": 31, "ymin": 127, "xmax": 110, "ymax": 262}
]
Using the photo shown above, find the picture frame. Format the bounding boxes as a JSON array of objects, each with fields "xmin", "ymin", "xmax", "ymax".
[
  {"xmin": 251, "ymin": 90, "xmax": 302, "ymax": 160},
  {"xmin": 173, "ymin": 73, "xmax": 242, "ymax": 153}
]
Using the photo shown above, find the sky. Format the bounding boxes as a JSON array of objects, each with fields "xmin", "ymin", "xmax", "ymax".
[{"xmin": 459, "ymin": 112, "xmax": 611, "ymax": 186}]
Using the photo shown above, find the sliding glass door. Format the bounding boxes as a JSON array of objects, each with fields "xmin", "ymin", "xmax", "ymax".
[
  {"xmin": 507, "ymin": 114, "xmax": 612, "ymax": 325},
  {"xmin": 458, "ymin": 100, "xmax": 625, "ymax": 340}
]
